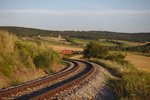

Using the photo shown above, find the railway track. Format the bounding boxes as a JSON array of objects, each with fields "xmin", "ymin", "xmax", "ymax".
[{"xmin": 0, "ymin": 59, "xmax": 95, "ymax": 100}]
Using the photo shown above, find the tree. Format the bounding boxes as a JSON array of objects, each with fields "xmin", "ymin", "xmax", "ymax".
[{"xmin": 83, "ymin": 41, "xmax": 108, "ymax": 59}]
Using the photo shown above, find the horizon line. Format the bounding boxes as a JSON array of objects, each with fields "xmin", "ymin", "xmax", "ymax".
[{"xmin": 0, "ymin": 25, "xmax": 150, "ymax": 33}]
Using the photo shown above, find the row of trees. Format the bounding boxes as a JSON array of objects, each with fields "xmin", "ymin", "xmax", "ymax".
[
  {"xmin": 108, "ymin": 43, "xmax": 150, "ymax": 53},
  {"xmin": 0, "ymin": 26, "xmax": 150, "ymax": 42}
]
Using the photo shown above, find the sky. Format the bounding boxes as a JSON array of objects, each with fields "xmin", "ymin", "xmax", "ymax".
[{"xmin": 0, "ymin": 0, "xmax": 150, "ymax": 33}]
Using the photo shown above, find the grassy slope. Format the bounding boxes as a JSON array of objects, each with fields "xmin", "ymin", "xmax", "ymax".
[
  {"xmin": 0, "ymin": 31, "xmax": 64, "ymax": 88},
  {"xmin": 90, "ymin": 59, "xmax": 150, "ymax": 100}
]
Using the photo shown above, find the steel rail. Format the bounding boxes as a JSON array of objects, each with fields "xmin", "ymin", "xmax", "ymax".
[
  {"xmin": 0, "ymin": 59, "xmax": 79, "ymax": 99},
  {"xmin": 22, "ymin": 60, "xmax": 95, "ymax": 100}
]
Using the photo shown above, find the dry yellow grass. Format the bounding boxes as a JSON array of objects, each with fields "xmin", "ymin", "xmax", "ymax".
[
  {"xmin": 125, "ymin": 53, "xmax": 150, "ymax": 72},
  {"xmin": 0, "ymin": 68, "xmax": 46, "ymax": 88},
  {"xmin": 0, "ymin": 30, "xmax": 15, "ymax": 55},
  {"xmin": 0, "ymin": 63, "xmax": 65, "ymax": 88},
  {"xmin": 40, "ymin": 36, "xmax": 65, "ymax": 42},
  {"xmin": 48, "ymin": 45, "xmax": 83, "ymax": 52},
  {"xmin": 70, "ymin": 55, "xmax": 83, "ymax": 59}
]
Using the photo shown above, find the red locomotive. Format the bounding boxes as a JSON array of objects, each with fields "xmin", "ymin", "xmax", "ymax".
[{"xmin": 62, "ymin": 50, "xmax": 73, "ymax": 55}]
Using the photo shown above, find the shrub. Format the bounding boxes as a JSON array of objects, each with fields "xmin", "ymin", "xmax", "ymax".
[
  {"xmin": 105, "ymin": 53, "xmax": 129, "ymax": 65},
  {"xmin": 33, "ymin": 50, "xmax": 61, "ymax": 69},
  {"xmin": 15, "ymin": 41, "xmax": 38, "ymax": 59},
  {"xmin": 18, "ymin": 49, "xmax": 34, "ymax": 68},
  {"xmin": 0, "ymin": 54, "xmax": 15, "ymax": 77},
  {"xmin": 83, "ymin": 41, "xmax": 108, "ymax": 59},
  {"xmin": 106, "ymin": 53, "xmax": 125, "ymax": 61}
]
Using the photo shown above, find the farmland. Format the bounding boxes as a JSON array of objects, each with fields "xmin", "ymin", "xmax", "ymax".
[
  {"xmin": 125, "ymin": 53, "xmax": 150, "ymax": 72},
  {"xmin": 72, "ymin": 38, "xmax": 118, "ymax": 46}
]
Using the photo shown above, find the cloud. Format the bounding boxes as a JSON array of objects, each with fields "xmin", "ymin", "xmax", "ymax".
[
  {"xmin": 0, "ymin": 9, "xmax": 150, "ymax": 32},
  {"xmin": 0, "ymin": 9, "xmax": 150, "ymax": 15}
]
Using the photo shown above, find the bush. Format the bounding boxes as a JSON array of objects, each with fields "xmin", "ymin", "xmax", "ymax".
[
  {"xmin": 0, "ymin": 54, "xmax": 15, "ymax": 77},
  {"xmin": 106, "ymin": 53, "xmax": 125, "ymax": 61},
  {"xmin": 15, "ymin": 41, "xmax": 38, "ymax": 59},
  {"xmin": 18, "ymin": 49, "xmax": 34, "ymax": 68},
  {"xmin": 33, "ymin": 50, "xmax": 61, "ymax": 69},
  {"xmin": 83, "ymin": 41, "xmax": 108, "ymax": 59},
  {"xmin": 105, "ymin": 53, "xmax": 129, "ymax": 65}
]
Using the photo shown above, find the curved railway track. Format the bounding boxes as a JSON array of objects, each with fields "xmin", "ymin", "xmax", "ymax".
[{"xmin": 0, "ymin": 59, "xmax": 95, "ymax": 100}]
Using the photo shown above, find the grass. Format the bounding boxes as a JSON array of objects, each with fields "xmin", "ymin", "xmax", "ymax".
[
  {"xmin": 0, "ymin": 31, "xmax": 15, "ymax": 77},
  {"xmin": 72, "ymin": 38, "xmax": 118, "ymax": 46},
  {"xmin": 116, "ymin": 40, "xmax": 144, "ymax": 47},
  {"xmin": 10, "ymin": 79, "xmax": 23, "ymax": 86},
  {"xmin": 125, "ymin": 53, "xmax": 150, "ymax": 72},
  {"xmin": 0, "ymin": 30, "xmax": 15, "ymax": 56},
  {"xmin": 72, "ymin": 38, "xmax": 90, "ymax": 44},
  {"xmin": 89, "ymin": 59, "xmax": 124, "ymax": 77},
  {"xmin": 0, "ymin": 54, "xmax": 15, "ymax": 77},
  {"xmin": 90, "ymin": 59, "xmax": 150, "ymax": 100},
  {"xmin": 35, "ymin": 38, "xmax": 62, "ymax": 45},
  {"xmin": 33, "ymin": 49, "xmax": 61, "ymax": 69},
  {"xmin": 26, "ymin": 37, "xmax": 83, "ymax": 52},
  {"xmin": 109, "ymin": 51, "xmax": 150, "ymax": 72},
  {"xmin": 0, "ymin": 30, "xmax": 63, "ymax": 87}
]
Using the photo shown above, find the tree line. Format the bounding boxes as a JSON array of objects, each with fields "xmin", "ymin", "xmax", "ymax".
[
  {"xmin": 108, "ymin": 43, "xmax": 150, "ymax": 53},
  {"xmin": 0, "ymin": 26, "xmax": 150, "ymax": 42}
]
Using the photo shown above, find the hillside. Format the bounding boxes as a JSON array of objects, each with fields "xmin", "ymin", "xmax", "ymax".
[
  {"xmin": 0, "ymin": 26, "xmax": 150, "ymax": 42},
  {"xmin": 0, "ymin": 30, "xmax": 64, "ymax": 88}
]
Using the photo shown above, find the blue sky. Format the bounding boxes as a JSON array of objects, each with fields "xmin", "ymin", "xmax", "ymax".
[{"xmin": 0, "ymin": 0, "xmax": 150, "ymax": 32}]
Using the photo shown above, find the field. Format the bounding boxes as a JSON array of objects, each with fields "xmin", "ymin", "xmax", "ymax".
[
  {"xmin": 38, "ymin": 37, "xmax": 150, "ymax": 73},
  {"xmin": 109, "ymin": 51, "xmax": 150, "ymax": 72},
  {"xmin": 72, "ymin": 38, "xmax": 118, "ymax": 46},
  {"xmin": 125, "ymin": 53, "xmax": 150, "ymax": 72},
  {"xmin": 72, "ymin": 38, "xmax": 145, "ymax": 47},
  {"xmin": 47, "ymin": 45, "xmax": 83, "ymax": 52},
  {"xmin": 24, "ymin": 37, "xmax": 83, "ymax": 52},
  {"xmin": 116, "ymin": 40, "xmax": 144, "ymax": 47}
]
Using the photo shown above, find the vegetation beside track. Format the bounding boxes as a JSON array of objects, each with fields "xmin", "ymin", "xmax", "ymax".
[
  {"xmin": 0, "ymin": 30, "xmax": 62, "ymax": 88},
  {"xmin": 90, "ymin": 59, "xmax": 150, "ymax": 100},
  {"xmin": 83, "ymin": 42, "xmax": 150, "ymax": 99}
]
